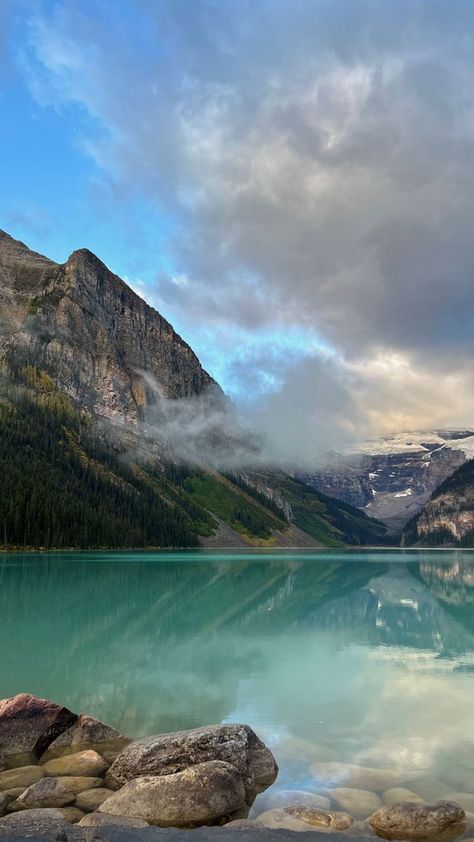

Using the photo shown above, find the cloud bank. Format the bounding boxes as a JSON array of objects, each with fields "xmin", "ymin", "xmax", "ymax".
[{"xmin": 10, "ymin": 0, "xmax": 474, "ymax": 460}]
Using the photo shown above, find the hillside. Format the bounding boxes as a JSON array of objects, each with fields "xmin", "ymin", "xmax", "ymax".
[
  {"xmin": 403, "ymin": 459, "xmax": 474, "ymax": 547},
  {"xmin": 0, "ymin": 230, "xmax": 388, "ymax": 549}
]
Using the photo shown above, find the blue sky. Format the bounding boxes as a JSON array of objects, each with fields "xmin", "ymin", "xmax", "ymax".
[{"xmin": 3, "ymin": 0, "xmax": 474, "ymax": 449}]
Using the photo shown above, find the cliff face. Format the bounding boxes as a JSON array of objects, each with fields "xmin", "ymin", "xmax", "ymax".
[
  {"xmin": 300, "ymin": 431, "xmax": 474, "ymax": 531},
  {"xmin": 403, "ymin": 459, "xmax": 474, "ymax": 546},
  {"xmin": 0, "ymin": 230, "xmax": 219, "ymax": 423}
]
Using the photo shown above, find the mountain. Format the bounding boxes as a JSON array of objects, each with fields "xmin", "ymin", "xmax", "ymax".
[
  {"xmin": 0, "ymin": 229, "xmax": 387, "ymax": 549},
  {"xmin": 403, "ymin": 459, "xmax": 474, "ymax": 547},
  {"xmin": 299, "ymin": 430, "xmax": 474, "ymax": 532}
]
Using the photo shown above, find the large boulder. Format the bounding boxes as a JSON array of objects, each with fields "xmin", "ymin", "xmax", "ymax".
[
  {"xmin": 369, "ymin": 800, "xmax": 467, "ymax": 839},
  {"xmin": 8, "ymin": 776, "xmax": 75, "ymax": 810},
  {"xmin": 99, "ymin": 760, "xmax": 247, "ymax": 827},
  {"xmin": 41, "ymin": 749, "xmax": 109, "ymax": 777},
  {"xmin": 54, "ymin": 775, "xmax": 105, "ymax": 794},
  {"xmin": 0, "ymin": 807, "xmax": 69, "ymax": 836},
  {"xmin": 105, "ymin": 723, "xmax": 277, "ymax": 803},
  {"xmin": 0, "ymin": 694, "xmax": 77, "ymax": 766},
  {"xmin": 40, "ymin": 714, "xmax": 129, "ymax": 764}
]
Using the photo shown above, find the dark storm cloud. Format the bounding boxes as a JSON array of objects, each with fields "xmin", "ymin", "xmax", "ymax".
[{"xmin": 14, "ymin": 0, "xmax": 474, "ymax": 441}]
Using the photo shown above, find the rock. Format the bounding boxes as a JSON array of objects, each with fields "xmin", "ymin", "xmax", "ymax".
[
  {"xmin": 8, "ymin": 776, "xmax": 75, "ymax": 810},
  {"xmin": 0, "ymin": 693, "xmax": 76, "ymax": 766},
  {"xmin": 224, "ymin": 819, "xmax": 263, "ymax": 828},
  {"xmin": 265, "ymin": 789, "xmax": 331, "ymax": 811},
  {"xmin": 330, "ymin": 787, "xmax": 382, "ymax": 819},
  {"xmin": 41, "ymin": 748, "xmax": 109, "ymax": 777},
  {"xmin": 443, "ymin": 793, "xmax": 474, "ymax": 813},
  {"xmin": 384, "ymin": 788, "xmax": 426, "ymax": 806},
  {"xmin": 75, "ymin": 787, "xmax": 114, "ymax": 811},
  {"xmin": 3, "ymin": 788, "xmax": 25, "ymax": 800},
  {"xmin": 284, "ymin": 806, "xmax": 353, "ymax": 830},
  {"xmin": 105, "ymin": 723, "xmax": 277, "ymax": 803},
  {"xmin": 408, "ymin": 776, "xmax": 453, "ymax": 802},
  {"xmin": 0, "ymin": 759, "xmax": 4, "ymax": 775},
  {"xmin": 0, "ymin": 807, "xmax": 68, "ymax": 836},
  {"xmin": 255, "ymin": 808, "xmax": 317, "ymax": 832},
  {"xmin": 99, "ymin": 760, "xmax": 246, "ymax": 827},
  {"xmin": 0, "ymin": 796, "xmax": 8, "ymax": 819},
  {"xmin": 57, "ymin": 806, "xmax": 85, "ymax": 823},
  {"xmin": 78, "ymin": 811, "xmax": 150, "ymax": 827},
  {"xmin": 369, "ymin": 800, "xmax": 467, "ymax": 839},
  {"xmin": 312, "ymin": 762, "xmax": 401, "ymax": 792},
  {"xmin": 55, "ymin": 775, "xmax": 105, "ymax": 794},
  {"xmin": 40, "ymin": 714, "xmax": 129, "ymax": 764},
  {"xmin": 0, "ymin": 765, "xmax": 44, "ymax": 791}
]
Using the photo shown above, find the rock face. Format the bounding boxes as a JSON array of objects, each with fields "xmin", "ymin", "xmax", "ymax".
[
  {"xmin": 105, "ymin": 723, "xmax": 277, "ymax": 803},
  {"xmin": 9, "ymin": 777, "xmax": 75, "ymax": 810},
  {"xmin": 403, "ymin": 459, "xmax": 474, "ymax": 546},
  {"xmin": 0, "ymin": 229, "xmax": 221, "ymax": 424},
  {"xmin": 369, "ymin": 800, "xmax": 466, "ymax": 839},
  {"xmin": 99, "ymin": 761, "xmax": 247, "ymax": 827},
  {"xmin": 299, "ymin": 430, "xmax": 474, "ymax": 531},
  {"xmin": 0, "ymin": 693, "xmax": 77, "ymax": 765}
]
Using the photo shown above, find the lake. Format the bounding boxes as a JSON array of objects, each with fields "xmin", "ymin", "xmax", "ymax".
[{"xmin": 1, "ymin": 549, "xmax": 474, "ymax": 824}]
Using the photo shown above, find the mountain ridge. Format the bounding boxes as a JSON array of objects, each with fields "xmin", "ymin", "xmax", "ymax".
[{"xmin": 0, "ymin": 229, "xmax": 388, "ymax": 549}]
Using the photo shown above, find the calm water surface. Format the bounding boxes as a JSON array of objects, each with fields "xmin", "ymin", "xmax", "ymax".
[{"xmin": 1, "ymin": 549, "xmax": 474, "ymax": 818}]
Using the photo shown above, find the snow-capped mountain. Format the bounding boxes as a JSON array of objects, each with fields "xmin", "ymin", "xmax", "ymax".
[{"xmin": 300, "ymin": 430, "xmax": 474, "ymax": 532}]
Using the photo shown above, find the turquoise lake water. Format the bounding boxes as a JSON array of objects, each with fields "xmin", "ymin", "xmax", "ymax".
[{"xmin": 1, "ymin": 549, "xmax": 474, "ymax": 820}]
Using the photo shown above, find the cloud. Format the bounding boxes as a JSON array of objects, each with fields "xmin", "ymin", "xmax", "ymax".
[{"xmin": 13, "ymin": 0, "xmax": 474, "ymax": 455}]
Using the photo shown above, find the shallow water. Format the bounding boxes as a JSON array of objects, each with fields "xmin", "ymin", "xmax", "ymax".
[{"xmin": 1, "ymin": 549, "xmax": 474, "ymax": 825}]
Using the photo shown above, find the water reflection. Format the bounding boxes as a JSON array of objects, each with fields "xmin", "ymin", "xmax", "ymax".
[{"xmin": 1, "ymin": 550, "xmax": 474, "ymax": 812}]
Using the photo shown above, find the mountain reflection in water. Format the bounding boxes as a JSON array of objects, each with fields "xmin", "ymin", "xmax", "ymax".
[{"xmin": 1, "ymin": 550, "xmax": 474, "ymax": 808}]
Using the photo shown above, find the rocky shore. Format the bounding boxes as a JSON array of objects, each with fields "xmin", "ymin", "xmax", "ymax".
[{"xmin": 0, "ymin": 694, "xmax": 471, "ymax": 841}]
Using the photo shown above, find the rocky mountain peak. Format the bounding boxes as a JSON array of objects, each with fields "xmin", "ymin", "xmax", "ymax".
[{"xmin": 0, "ymin": 230, "xmax": 221, "ymax": 423}]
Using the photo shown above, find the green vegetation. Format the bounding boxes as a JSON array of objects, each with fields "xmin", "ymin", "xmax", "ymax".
[
  {"xmin": 404, "ymin": 458, "xmax": 474, "ymax": 547},
  {"xmin": 0, "ymin": 369, "xmax": 200, "ymax": 549}
]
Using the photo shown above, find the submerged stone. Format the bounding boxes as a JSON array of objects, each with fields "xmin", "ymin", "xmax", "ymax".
[
  {"xmin": 264, "ymin": 789, "xmax": 331, "ymax": 811},
  {"xmin": 311, "ymin": 761, "xmax": 401, "ymax": 792},
  {"xmin": 369, "ymin": 800, "xmax": 467, "ymax": 839},
  {"xmin": 99, "ymin": 760, "xmax": 247, "ymax": 827},
  {"xmin": 284, "ymin": 806, "xmax": 353, "ymax": 830},
  {"xmin": 383, "ymin": 788, "xmax": 426, "ymax": 807},
  {"xmin": 330, "ymin": 787, "xmax": 382, "ymax": 819}
]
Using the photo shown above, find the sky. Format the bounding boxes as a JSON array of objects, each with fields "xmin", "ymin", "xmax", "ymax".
[{"xmin": 2, "ymin": 0, "xmax": 474, "ymax": 459}]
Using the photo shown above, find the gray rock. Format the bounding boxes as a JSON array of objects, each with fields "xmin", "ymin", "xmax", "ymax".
[
  {"xmin": 41, "ymin": 714, "xmax": 129, "ymax": 764},
  {"xmin": 78, "ymin": 812, "xmax": 150, "ymax": 828},
  {"xmin": 311, "ymin": 761, "xmax": 401, "ymax": 792},
  {"xmin": 99, "ymin": 760, "xmax": 247, "ymax": 827},
  {"xmin": 0, "ymin": 766, "xmax": 44, "ymax": 792},
  {"xmin": 264, "ymin": 790, "xmax": 331, "ymax": 812},
  {"xmin": 75, "ymin": 787, "xmax": 114, "ymax": 812},
  {"xmin": 0, "ymin": 694, "xmax": 76, "ymax": 766},
  {"xmin": 330, "ymin": 787, "xmax": 382, "ymax": 819},
  {"xmin": 9, "ymin": 776, "xmax": 75, "ymax": 810},
  {"xmin": 41, "ymin": 749, "xmax": 109, "ymax": 777},
  {"xmin": 0, "ymin": 807, "xmax": 68, "ymax": 836},
  {"xmin": 106, "ymin": 723, "xmax": 277, "ymax": 803},
  {"xmin": 369, "ymin": 800, "xmax": 467, "ymax": 839},
  {"xmin": 284, "ymin": 806, "xmax": 353, "ymax": 830},
  {"xmin": 0, "ymin": 796, "xmax": 8, "ymax": 819},
  {"xmin": 443, "ymin": 793, "xmax": 474, "ymax": 813}
]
